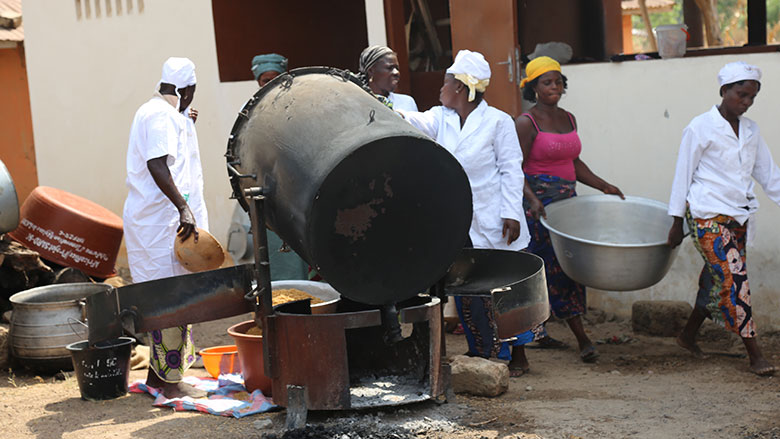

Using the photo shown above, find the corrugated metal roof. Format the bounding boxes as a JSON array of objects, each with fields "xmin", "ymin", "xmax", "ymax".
[
  {"xmin": 0, "ymin": 0, "xmax": 23, "ymax": 43},
  {"xmin": 622, "ymin": 0, "xmax": 676, "ymax": 15}
]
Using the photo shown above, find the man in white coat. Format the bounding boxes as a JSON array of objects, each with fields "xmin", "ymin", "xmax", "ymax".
[
  {"xmin": 399, "ymin": 50, "xmax": 535, "ymax": 375},
  {"xmin": 123, "ymin": 57, "xmax": 209, "ymax": 397}
]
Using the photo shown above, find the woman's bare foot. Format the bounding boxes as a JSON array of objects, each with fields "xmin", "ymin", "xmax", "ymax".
[
  {"xmin": 508, "ymin": 346, "xmax": 530, "ymax": 377},
  {"xmin": 744, "ymin": 337, "xmax": 776, "ymax": 377},
  {"xmin": 749, "ymin": 359, "xmax": 777, "ymax": 376},
  {"xmin": 579, "ymin": 344, "xmax": 599, "ymax": 363},
  {"xmin": 145, "ymin": 370, "xmax": 207, "ymax": 399},
  {"xmin": 676, "ymin": 334, "xmax": 707, "ymax": 359}
]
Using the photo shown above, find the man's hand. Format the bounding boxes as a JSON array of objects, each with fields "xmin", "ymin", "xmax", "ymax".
[
  {"xmin": 188, "ymin": 108, "xmax": 198, "ymax": 123},
  {"xmin": 177, "ymin": 205, "xmax": 199, "ymax": 243},
  {"xmin": 502, "ymin": 218, "xmax": 521, "ymax": 245}
]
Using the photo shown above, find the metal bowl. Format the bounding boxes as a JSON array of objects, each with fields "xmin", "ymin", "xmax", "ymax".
[
  {"xmin": 442, "ymin": 249, "xmax": 549, "ymax": 339},
  {"xmin": 271, "ymin": 280, "xmax": 340, "ymax": 314},
  {"xmin": 540, "ymin": 195, "xmax": 681, "ymax": 291}
]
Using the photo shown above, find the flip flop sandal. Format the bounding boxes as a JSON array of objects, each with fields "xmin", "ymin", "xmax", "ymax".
[
  {"xmin": 530, "ymin": 336, "xmax": 569, "ymax": 350},
  {"xmin": 580, "ymin": 345, "xmax": 599, "ymax": 363}
]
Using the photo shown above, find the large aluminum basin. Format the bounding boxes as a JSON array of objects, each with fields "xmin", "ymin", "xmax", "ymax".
[{"xmin": 540, "ymin": 195, "xmax": 681, "ymax": 291}]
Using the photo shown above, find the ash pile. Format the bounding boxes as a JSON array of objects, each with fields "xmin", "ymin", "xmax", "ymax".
[{"xmin": 264, "ymin": 424, "xmax": 416, "ymax": 439}]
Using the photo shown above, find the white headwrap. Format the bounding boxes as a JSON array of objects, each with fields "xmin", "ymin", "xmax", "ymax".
[
  {"xmin": 718, "ymin": 61, "xmax": 761, "ymax": 87},
  {"xmin": 446, "ymin": 50, "xmax": 491, "ymax": 102},
  {"xmin": 161, "ymin": 57, "xmax": 197, "ymax": 88}
]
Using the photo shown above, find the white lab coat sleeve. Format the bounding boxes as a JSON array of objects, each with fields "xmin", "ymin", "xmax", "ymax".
[
  {"xmin": 399, "ymin": 107, "xmax": 440, "ymax": 139},
  {"xmin": 408, "ymin": 97, "xmax": 419, "ymax": 112},
  {"xmin": 752, "ymin": 134, "xmax": 780, "ymax": 206},
  {"xmin": 144, "ymin": 112, "xmax": 179, "ymax": 166},
  {"xmin": 668, "ymin": 124, "xmax": 704, "ymax": 218},
  {"xmin": 495, "ymin": 115, "xmax": 525, "ymax": 222}
]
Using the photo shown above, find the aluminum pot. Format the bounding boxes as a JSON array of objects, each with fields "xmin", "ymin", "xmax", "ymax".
[
  {"xmin": 443, "ymin": 249, "xmax": 549, "ymax": 339},
  {"xmin": 10, "ymin": 283, "xmax": 113, "ymax": 371},
  {"xmin": 540, "ymin": 195, "xmax": 682, "ymax": 291},
  {"xmin": 0, "ymin": 159, "xmax": 20, "ymax": 233}
]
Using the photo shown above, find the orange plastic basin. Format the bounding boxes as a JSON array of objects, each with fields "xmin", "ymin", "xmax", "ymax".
[
  {"xmin": 227, "ymin": 320, "xmax": 272, "ymax": 396},
  {"xmin": 9, "ymin": 186, "xmax": 123, "ymax": 278},
  {"xmin": 198, "ymin": 345, "xmax": 241, "ymax": 379}
]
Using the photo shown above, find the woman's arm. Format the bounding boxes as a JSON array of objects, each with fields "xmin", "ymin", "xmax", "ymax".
[
  {"xmin": 398, "ymin": 107, "xmax": 440, "ymax": 139},
  {"xmin": 569, "ymin": 113, "xmax": 624, "ymax": 198},
  {"xmin": 573, "ymin": 158, "xmax": 624, "ymax": 198},
  {"xmin": 147, "ymin": 156, "xmax": 198, "ymax": 242},
  {"xmin": 495, "ymin": 116, "xmax": 526, "ymax": 245},
  {"xmin": 515, "ymin": 114, "xmax": 545, "ymax": 219},
  {"xmin": 667, "ymin": 216, "xmax": 685, "ymax": 248},
  {"xmin": 751, "ymin": 134, "xmax": 780, "ymax": 206},
  {"xmin": 666, "ymin": 124, "xmax": 705, "ymax": 247}
]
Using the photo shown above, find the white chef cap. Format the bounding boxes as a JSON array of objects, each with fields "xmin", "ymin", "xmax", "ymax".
[
  {"xmin": 446, "ymin": 50, "xmax": 490, "ymax": 102},
  {"xmin": 718, "ymin": 61, "xmax": 761, "ymax": 87},
  {"xmin": 161, "ymin": 57, "xmax": 197, "ymax": 89}
]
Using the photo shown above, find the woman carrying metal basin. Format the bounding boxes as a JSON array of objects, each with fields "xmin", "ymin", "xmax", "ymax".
[
  {"xmin": 515, "ymin": 56, "xmax": 624, "ymax": 363},
  {"xmin": 399, "ymin": 50, "xmax": 537, "ymax": 376},
  {"xmin": 667, "ymin": 61, "xmax": 778, "ymax": 376}
]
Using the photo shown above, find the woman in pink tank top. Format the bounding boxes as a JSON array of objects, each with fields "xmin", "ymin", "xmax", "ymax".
[{"xmin": 515, "ymin": 56, "xmax": 624, "ymax": 364}]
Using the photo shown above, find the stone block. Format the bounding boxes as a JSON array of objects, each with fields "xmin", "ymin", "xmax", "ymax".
[
  {"xmin": 449, "ymin": 355, "xmax": 508, "ymax": 397},
  {"xmin": 632, "ymin": 300, "xmax": 692, "ymax": 337}
]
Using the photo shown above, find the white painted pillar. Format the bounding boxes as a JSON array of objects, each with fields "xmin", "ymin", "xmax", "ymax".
[{"xmin": 364, "ymin": 0, "xmax": 387, "ymax": 46}]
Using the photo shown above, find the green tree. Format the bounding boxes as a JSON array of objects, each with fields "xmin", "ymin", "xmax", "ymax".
[{"xmin": 631, "ymin": 0, "xmax": 780, "ymax": 51}]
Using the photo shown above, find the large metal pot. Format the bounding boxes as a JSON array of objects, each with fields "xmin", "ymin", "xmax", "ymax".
[
  {"xmin": 10, "ymin": 283, "xmax": 113, "ymax": 370},
  {"xmin": 0, "ymin": 159, "xmax": 20, "ymax": 233},
  {"xmin": 443, "ymin": 249, "xmax": 549, "ymax": 339},
  {"xmin": 540, "ymin": 195, "xmax": 682, "ymax": 291}
]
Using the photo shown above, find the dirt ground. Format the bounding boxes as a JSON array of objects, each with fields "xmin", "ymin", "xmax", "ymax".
[{"xmin": 2, "ymin": 309, "xmax": 780, "ymax": 439}]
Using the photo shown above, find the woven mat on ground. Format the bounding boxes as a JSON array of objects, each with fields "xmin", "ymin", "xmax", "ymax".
[{"xmin": 129, "ymin": 374, "xmax": 276, "ymax": 418}]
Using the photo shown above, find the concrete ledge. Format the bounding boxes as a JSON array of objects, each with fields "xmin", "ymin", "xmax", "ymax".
[{"xmin": 632, "ymin": 300, "xmax": 692, "ymax": 337}]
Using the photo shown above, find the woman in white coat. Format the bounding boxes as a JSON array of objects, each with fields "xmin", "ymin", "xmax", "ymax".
[
  {"xmin": 399, "ymin": 50, "xmax": 538, "ymax": 376},
  {"xmin": 359, "ymin": 45, "xmax": 419, "ymax": 112}
]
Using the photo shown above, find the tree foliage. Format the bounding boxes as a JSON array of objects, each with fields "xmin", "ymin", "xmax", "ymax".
[{"xmin": 630, "ymin": 0, "xmax": 780, "ymax": 52}]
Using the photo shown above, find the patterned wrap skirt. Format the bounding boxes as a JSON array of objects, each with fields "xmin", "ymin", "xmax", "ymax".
[
  {"xmin": 455, "ymin": 296, "xmax": 546, "ymax": 360},
  {"xmin": 686, "ymin": 209, "xmax": 755, "ymax": 338},
  {"xmin": 148, "ymin": 326, "xmax": 197, "ymax": 383},
  {"xmin": 524, "ymin": 174, "xmax": 586, "ymax": 319}
]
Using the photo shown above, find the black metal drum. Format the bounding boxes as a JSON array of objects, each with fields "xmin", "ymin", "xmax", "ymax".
[{"xmin": 227, "ymin": 67, "xmax": 472, "ymax": 305}]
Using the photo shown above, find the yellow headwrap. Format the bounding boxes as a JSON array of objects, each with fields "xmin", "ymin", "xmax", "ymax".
[
  {"xmin": 519, "ymin": 56, "xmax": 561, "ymax": 88},
  {"xmin": 453, "ymin": 73, "xmax": 490, "ymax": 102}
]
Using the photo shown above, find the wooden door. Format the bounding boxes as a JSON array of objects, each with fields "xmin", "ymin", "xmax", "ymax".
[{"xmin": 449, "ymin": 0, "xmax": 522, "ymax": 117}]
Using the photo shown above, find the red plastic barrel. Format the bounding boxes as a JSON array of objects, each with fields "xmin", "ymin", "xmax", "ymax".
[{"xmin": 8, "ymin": 186, "xmax": 123, "ymax": 278}]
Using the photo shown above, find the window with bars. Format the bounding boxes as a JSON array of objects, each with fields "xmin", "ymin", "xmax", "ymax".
[{"xmin": 74, "ymin": 0, "xmax": 144, "ymax": 20}]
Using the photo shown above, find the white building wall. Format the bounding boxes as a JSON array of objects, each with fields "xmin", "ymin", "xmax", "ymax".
[
  {"xmin": 561, "ymin": 54, "xmax": 780, "ymax": 331},
  {"xmin": 23, "ymin": 0, "xmax": 262, "ymax": 264},
  {"xmin": 364, "ymin": 0, "xmax": 387, "ymax": 46},
  {"xmin": 22, "ymin": 1, "xmax": 780, "ymax": 330}
]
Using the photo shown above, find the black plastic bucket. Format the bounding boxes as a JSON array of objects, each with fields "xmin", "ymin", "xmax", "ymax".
[{"xmin": 66, "ymin": 337, "xmax": 134, "ymax": 401}]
